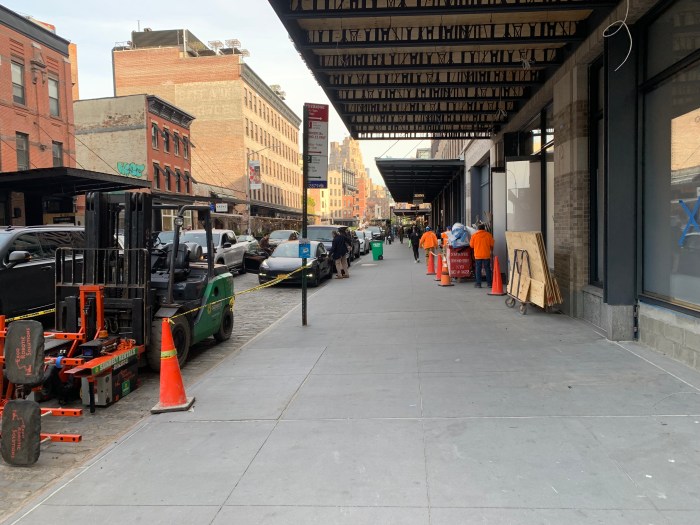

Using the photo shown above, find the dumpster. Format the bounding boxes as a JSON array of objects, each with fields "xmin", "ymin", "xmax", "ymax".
[{"xmin": 370, "ymin": 240, "xmax": 384, "ymax": 261}]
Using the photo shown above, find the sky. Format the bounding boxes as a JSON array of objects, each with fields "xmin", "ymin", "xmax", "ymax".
[{"xmin": 5, "ymin": 0, "xmax": 426, "ymax": 185}]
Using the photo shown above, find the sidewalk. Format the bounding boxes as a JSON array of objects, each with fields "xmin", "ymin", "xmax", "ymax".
[{"xmin": 4, "ymin": 242, "xmax": 700, "ymax": 525}]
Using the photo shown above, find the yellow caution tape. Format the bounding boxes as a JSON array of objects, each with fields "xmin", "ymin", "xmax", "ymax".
[
  {"xmin": 5, "ymin": 308, "xmax": 56, "ymax": 322},
  {"xmin": 169, "ymin": 264, "xmax": 308, "ymax": 322}
]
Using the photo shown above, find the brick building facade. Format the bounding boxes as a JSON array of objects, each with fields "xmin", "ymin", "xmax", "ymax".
[
  {"xmin": 74, "ymin": 94, "xmax": 194, "ymax": 226},
  {"xmin": 112, "ymin": 30, "xmax": 302, "ymax": 230},
  {"xmin": 0, "ymin": 6, "xmax": 76, "ymax": 225}
]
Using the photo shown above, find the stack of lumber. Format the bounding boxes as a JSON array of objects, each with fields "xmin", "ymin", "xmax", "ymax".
[{"xmin": 504, "ymin": 231, "xmax": 562, "ymax": 309}]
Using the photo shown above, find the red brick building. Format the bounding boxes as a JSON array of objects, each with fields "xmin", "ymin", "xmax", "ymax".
[{"xmin": 0, "ymin": 5, "xmax": 76, "ymax": 225}]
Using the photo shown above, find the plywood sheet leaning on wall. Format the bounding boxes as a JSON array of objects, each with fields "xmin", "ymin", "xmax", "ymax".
[{"xmin": 505, "ymin": 231, "xmax": 562, "ymax": 309}]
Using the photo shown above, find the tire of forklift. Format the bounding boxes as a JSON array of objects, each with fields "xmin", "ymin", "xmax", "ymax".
[
  {"xmin": 213, "ymin": 305, "xmax": 234, "ymax": 342},
  {"xmin": 147, "ymin": 316, "xmax": 192, "ymax": 371},
  {"xmin": 238, "ymin": 264, "xmax": 246, "ymax": 275}
]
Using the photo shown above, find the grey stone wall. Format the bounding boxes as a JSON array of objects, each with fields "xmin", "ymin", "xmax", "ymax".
[{"xmin": 639, "ymin": 303, "xmax": 700, "ymax": 371}]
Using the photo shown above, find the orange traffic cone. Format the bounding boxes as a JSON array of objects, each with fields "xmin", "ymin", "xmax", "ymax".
[
  {"xmin": 426, "ymin": 251, "xmax": 435, "ymax": 275},
  {"xmin": 438, "ymin": 260, "xmax": 454, "ymax": 287},
  {"xmin": 434, "ymin": 254, "xmax": 443, "ymax": 281},
  {"xmin": 151, "ymin": 318, "xmax": 195, "ymax": 414},
  {"xmin": 488, "ymin": 256, "xmax": 506, "ymax": 296}
]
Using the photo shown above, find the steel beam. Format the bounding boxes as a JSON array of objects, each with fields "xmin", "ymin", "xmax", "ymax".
[
  {"xmin": 342, "ymin": 101, "xmax": 517, "ymax": 114},
  {"xmin": 328, "ymin": 70, "xmax": 540, "ymax": 90},
  {"xmin": 316, "ymin": 48, "xmax": 560, "ymax": 73},
  {"xmin": 302, "ymin": 22, "xmax": 582, "ymax": 50},
  {"xmin": 277, "ymin": 0, "xmax": 617, "ymax": 19}
]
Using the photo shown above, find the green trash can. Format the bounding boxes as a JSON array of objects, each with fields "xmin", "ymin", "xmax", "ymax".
[{"xmin": 370, "ymin": 240, "xmax": 384, "ymax": 261}]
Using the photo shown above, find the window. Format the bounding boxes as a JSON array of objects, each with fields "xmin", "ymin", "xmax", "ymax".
[
  {"xmin": 184, "ymin": 171, "xmax": 191, "ymax": 193},
  {"xmin": 173, "ymin": 133, "xmax": 180, "ymax": 156},
  {"xmin": 164, "ymin": 167, "xmax": 172, "ymax": 191},
  {"xmin": 52, "ymin": 141, "xmax": 63, "ymax": 167},
  {"xmin": 16, "ymin": 133, "xmax": 29, "ymax": 170},
  {"xmin": 153, "ymin": 163, "xmax": 160, "ymax": 189},
  {"xmin": 151, "ymin": 123, "xmax": 159, "ymax": 149},
  {"xmin": 175, "ymin": 169, "xmax": 182, "ymax": 193},
  {"xmin": 162, "ymin": 129, "xmax": 170, "ymax": 153},
  {"xmin": 11, "ymin": 62, "xmax": 25, "ymax": 105},
  {"xmin": 48, "ymin": 77, "xmax": 60, "ymax": 116},
  {"xmin": 182, "ymin": 137, "xmax": 189, "ymax": 159},
  {"xmin": 643, "ymin": 60, "xmax": 700, "ymax": 307}
]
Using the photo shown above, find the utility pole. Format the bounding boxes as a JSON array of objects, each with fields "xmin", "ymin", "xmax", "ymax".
[{"xmin": 246, "ymin": 146, "xmax": 271, "ymax": 235}]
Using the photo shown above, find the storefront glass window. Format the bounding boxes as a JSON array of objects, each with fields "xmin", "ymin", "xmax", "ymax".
[
  {"xmin": 643, "ymin": 61, "xmax": 700, "ymax": 307},
  {"xmin": 647, "ymin": 0, "xmax": 700, "ymax": 79}
]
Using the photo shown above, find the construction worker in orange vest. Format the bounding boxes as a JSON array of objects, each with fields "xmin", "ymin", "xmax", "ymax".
[
  {"xmin": 419, "ymin": 226, "xmax": 439, "ymax": 262},
  {"xmin": 469, "ymin": 224, "xmax": 495, "ymax": 288}
]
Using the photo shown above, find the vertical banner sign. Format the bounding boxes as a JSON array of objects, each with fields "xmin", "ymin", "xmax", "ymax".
[
  {"xmin": 248, "ymin": 160, "xmax": 261, "ymax": 191},
  {"xmin": 305, "ymin": 104, "xmax": 329, "ymax": 189}
]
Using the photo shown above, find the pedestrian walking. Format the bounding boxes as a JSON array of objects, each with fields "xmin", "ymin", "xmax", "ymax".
[
  {"xmin": 408, "ymin": 227, "xmax": 421, "ymax": 263},
  {"xmin": 469, "ymin": 224, "xmax": 494, "ymax": 288},
  {"xmin": 331, "ymin": 230, "xmax": 349, "ymax": 278},
  {"xmin": 419, "ymin": 226, "xmax": 439, "ymax": 263},
  {"xmin": 398, "ymin": 226, "xmax": 404, "ymax": 244}
]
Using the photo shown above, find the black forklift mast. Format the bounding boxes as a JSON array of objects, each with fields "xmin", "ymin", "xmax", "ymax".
[{"xmin": 71, "ymin": 192, "xmax": 153, "ymax": 344}]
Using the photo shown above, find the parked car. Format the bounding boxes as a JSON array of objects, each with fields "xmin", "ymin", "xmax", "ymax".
[
  {"xmin": 268, "ymin": 230, "xmax": 299, "ymax": 248},
  {"xmin": 355, "ymin": 230, "xmax": 371, "ymax": 255},
  {"xmin": 180, "ymin": 229, "xmax": 246, "ymax": 274},
  {"xmin": 236, "ymin": 234, "xmax": 256, "ymax": 243},
  {"xmin": 153, "ymin": 230, "xmax": 175, "ymax": 248},
  {"xmin": 258, "ymin": 240, "xmax": 332, "ymax": 287},
  {"xmin": 365, "ymin": 226, "xmax": 384, "ymax": 240},
  {"xmin": 306, "ymin": 224, "xmax": 360, "ymax": 262},
  {"xmin": 0, "ymin": 225, "xmax": 86, "ymax": 320},
  {"xmin": 340, "ymin": 226, "xmax": 361, "ymax": 260},
  {"xmin": 243, "ymin": 239, "xmax": 269, "ymax": 272}
]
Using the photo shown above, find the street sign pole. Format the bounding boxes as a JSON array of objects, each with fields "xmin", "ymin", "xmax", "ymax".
[
  {"xmin": 301, "ymin": 102, "xmax": 329, "ymax": 327},
  {"xmin": 301, "ymin": 104, "xmax": 309, "ymax": 326}
]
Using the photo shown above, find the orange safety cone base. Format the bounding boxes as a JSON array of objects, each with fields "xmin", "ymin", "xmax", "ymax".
[
  {"xmin": 151, "ymin": 318, "xmax": 195, "ymax": 414},
  {"xmin": 438, "ymin": 267, "xmax": 454, "ymax": 287},
  {"xmin": 151, "ymin": 396, "xmax": 195, "ymax": 414},
  {"xmin": 426, "ymin": 251, "xmax": 436, "ymax": 275},
  {"xmin": 488, "ymin": 255, "xmax": 506, "ymax": 296}
]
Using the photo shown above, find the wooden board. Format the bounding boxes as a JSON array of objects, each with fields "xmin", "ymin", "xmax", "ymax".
[{"xmin": 505, "ymin": 231, "xmax": 561, "ymax": 308}]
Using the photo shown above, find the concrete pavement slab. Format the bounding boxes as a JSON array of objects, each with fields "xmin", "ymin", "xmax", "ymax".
[
  {"xmin": 423, "ymin": 418, "xmax": 658, "ymax": 510},
  {"xmin": 213, "ymin": 506, "xmax": 429, "ymax": 524},
  {"xmin": 42, "ymin": 420, "xmax": 274, "ymax": 507},
  {"xmin": 282, "ymin": 373, "xmax": 422, "ymax": 419},
  {"xmin": 227, "ymin": 419, "xmax": 428, "ymax": 507},
  {"xmin": 577, "ymin": 416, "xmax": 700, "ymax": 510},
  {"xmin": 312, "ymin": 344, "xmax": 419, "ymax": 375},
  {"xmin": 420, "ymin": 369, "xmax": 700, "ymax": 418},
  {"xmin": 164, "ymin": 374, "xmax": 308, "ymax": 421},
  {"xmin": 430, "ymin": 508, "xmax": 667, "ymax": 525},
  {"xmin": 208, "ymin": 345, "xmax": 326, "ymax": 377},
  {"xmin": 12, "ymin": 505, "xmax": 220, "ymax": 525}
]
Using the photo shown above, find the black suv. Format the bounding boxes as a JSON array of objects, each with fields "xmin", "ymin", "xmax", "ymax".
[
  {"xmin": 306, "ymin": 224, "xmax": 361, "ymax": 261},
  {"xmin": 0, "ymin": 226, "xmax": 85, "ymax": 319}
]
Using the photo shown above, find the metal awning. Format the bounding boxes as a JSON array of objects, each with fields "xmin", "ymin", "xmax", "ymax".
[
  {"xmin": 376, "ymin": 158, "xmax": 463, "ymax": 203},
  {"xmin": 269, "ymin": 0, "xmax": 616, "ymax": 139},
  {"xmin": 0, "ymin": 167, "xmax": 150, "ymax": 195}
]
